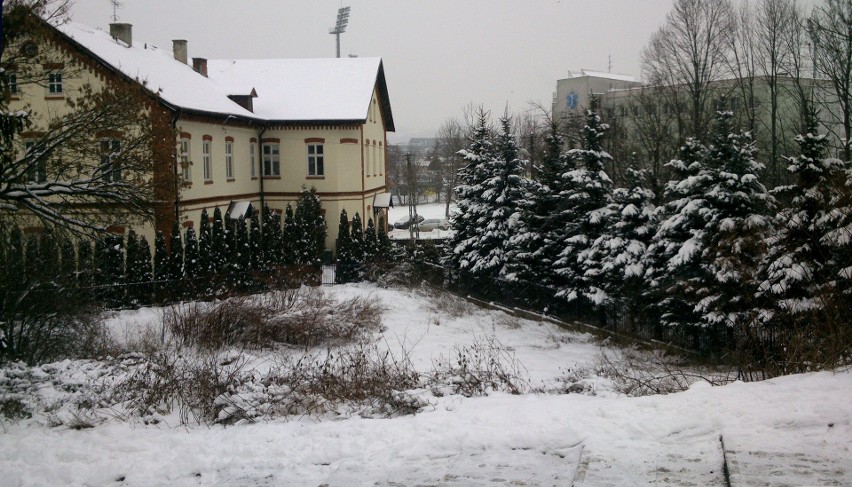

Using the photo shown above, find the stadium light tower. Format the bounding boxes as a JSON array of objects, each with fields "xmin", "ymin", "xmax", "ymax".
[{"xmin": 329, "ymin": 6, "xmax": 351, "ymax": 58}]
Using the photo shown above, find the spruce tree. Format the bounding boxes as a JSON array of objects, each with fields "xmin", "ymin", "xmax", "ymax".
[
  {"xmin": 580, "ymin": 166, "xmax": 656, "ymax": 322},
  {"xmin": 168, "ymin": 221, "xmax": 184, "ymax": 287},
  {"xmin": 135, "ymin": 236, "xmax": 153, "ymax": 305},
  {"xmin": 294, "ymin": 186, "xmax": 327, "ymax": 267},
  {"xmin": 198, "ymin": 208, "xmax": 212, "ymax": 276},
  {"xmin": 759, "ymin": 110, "xmax": 852, "ymax": 333},
  {"xmin": 553, "ymin": 104, "xmax": 614, "ymax": 303},
  {"xmin": 59, "ymin": 237, "xmax": 77, "ymax": 290},
  {"xmin": 233, "ymin": 217, "xmax": 252, "ymax": 289},
  {"xmin": 335, "ymin": 209, "xmax": 354, "ymax": 283},
  {"xmin": 37, "ymin": 232, "xmax": 59, "ymax": 283},
  {"xmin": 184, "ymin": 227, "xmax": 199, "ymax": 284},
  {"xmin": 648, "ymin": 107, "xmax": 773, "ymax": 331},
  {"xmin": 350, "ymin": 212, "xmax": 366, "ymax": 281},
  {"xmin": 249, "ymin": 210, "xmax": 263, "ymax": 271},
  {"xmin": 506, "ymin": 118, "xmax": 568, "ymax": 285},
  {"xmin": 376, "ymin": 215, "xmax": 393, "ymax": 263},
  {"xmin": 364, "ymin": 217, "xmax": 380, "ymax": 267},
  {"xmin": 124, "ymin": 229, "xmax": 140, "ymax": 304},
  {"xmin": 281, "ymin": 203, "xmax": 297, "ymax": 266},
  {"xmin": 210, "ymin": 207, "xmax": 226, "ymax": 276},
  {"xmin": 153, "ymin": 230, "xmax": 168, "ymax": 285}
]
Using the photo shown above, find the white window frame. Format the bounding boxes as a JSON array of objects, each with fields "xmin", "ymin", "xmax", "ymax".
[
  {"xmin": 225, "ymin": 141, "xmax": 234, "ymax": 179},
  {"xmin": 263, "ymin": 143, "xmax": 280, "ymax": 177},
  {"xmin": 202, "ymin": 140, "xmax": 212, "ymax": 181},
  {"xmin": 179, "ymin": 138, "xmax": 191, "ymax": 182},
  {"xmin": 47, "ymin": 71, "xmax": 63, "ymax": 94},
  {"xmin": 307, "ymin": 143, "xmax": 324, "ymax": 176}
]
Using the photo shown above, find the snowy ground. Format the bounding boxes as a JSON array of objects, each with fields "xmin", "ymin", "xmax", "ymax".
[{"xmin": 1, "ymin": 283, "xmax": 850, "ymax": 486}]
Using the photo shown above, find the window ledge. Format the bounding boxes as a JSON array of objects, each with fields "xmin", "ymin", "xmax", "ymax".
[
  {"xmin": 204, "ymin": 180, "xmax": 214, "ymax": 185},
  {"xmin": 45, "ymin": 95, "xmax": 65, "ymax": 100},
  {"xmin": 306, "ymin": 175, "xmax": 325, "ymax": 179},
  {"xmin": 226, "ymin": 178, "xmax": 236, "ymax": 182},
  {"xmin": 251, "ymin": 176, "xmax": 259, "ymax": 180}
]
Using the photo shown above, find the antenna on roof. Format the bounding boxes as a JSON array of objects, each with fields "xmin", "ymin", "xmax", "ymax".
[
  {"xmin": 109, "ymin": 0, "xmax": 122, "ymax": 22},
  {"xmin": 608, "ymin": 53, "xmax": 613, "ymax": 73},
  {"xmin": 329, "ymin": 6, "xmax": 351, "ymax": 58}
]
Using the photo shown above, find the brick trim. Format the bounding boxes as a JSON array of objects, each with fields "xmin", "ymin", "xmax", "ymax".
[
  {"xmin": 225, "ymin": 136, "xmax": 234, "ymax": 142},
  {"xmin": 202, "ymin": 134, "xmax": 213, "ymax": 141},
  {"xmin": 304, "ymin": 137, "xmax": 325, "ymax": 143},
  {"xmin": 262, "ymin": 138, "xmax": 280, "ymax": 144},
  {"xmin": 250, "ymin": 137, "xmax": 257, "ymax": 143},
  {"xmin": 340, "ymin": 138, "xmax": 359, "ymax": 144},
  {"xmin": 182, "ymin": 220, "xmax": 194, "ymax": 229},
  {"xmin": 42, "ymin": 62, "xmax": 64, "ymax": 70},
  {"xmin": 180, "ymin": 132, "xmax": 192, "ymax": 139}
]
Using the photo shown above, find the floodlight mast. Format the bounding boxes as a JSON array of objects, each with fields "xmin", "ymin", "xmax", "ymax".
[{"xmin": 329, "ymin": 6, "xmax": 351, "ymax": 58}]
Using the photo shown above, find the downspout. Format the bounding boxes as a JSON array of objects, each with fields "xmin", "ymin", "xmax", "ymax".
[{"xmin": 171, "ymin": 109, "xmax": 182, "ymax": 224}]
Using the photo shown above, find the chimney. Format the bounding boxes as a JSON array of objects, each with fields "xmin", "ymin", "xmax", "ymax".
[
  {"xmin": 173, "ymin": 40, "xmax": 188, "ymax": 64},
  {"xmin": 109, "ymin": 23, "xmax": 132, "ymax": 47},
  {"xmin": 192, "ymin": 57, "xmax": 208, "ymax": 77}
]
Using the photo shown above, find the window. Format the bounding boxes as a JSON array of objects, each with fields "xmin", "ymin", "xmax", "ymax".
[
  {"xmin": 249, "ymin": 142, "xmax": 257, "ymax": 177},
  {"xmin": 307, "ymin": 143, "xmax": 324, "ymax": 176},
  {"xmin": 47, "ymin": 71, "xmax": 62, "ymax": 95},
  {"xmin": 202, "ymin": 140, "xmax": 212, "ymax": 181},
  {"xmin": 24, "ymin": 140, "xmax": 46, "ymax": 183},
  {"xmin": 100, "ymin": 139, "xmax": 121, "ymax": 182},
  {"xmin": 179, "ymin": 138, "xmax": 191, "ymax": 182},
  {"xmin": 365, "ymin": 142, "xmax": 371, "ymax": 176},
  {"xmin": 225, "ymin": 141, "xmax": 234, "ymax": 179},
  {"xmin": 9, "ymin": 73, "xmax": 17, "ymax": 95},
  {"xmin": 263, "ymin": 143, "xmax": 280, "ymax": 176}
]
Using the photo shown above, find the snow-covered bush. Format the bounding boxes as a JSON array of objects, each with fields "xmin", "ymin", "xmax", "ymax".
[
  {"xmin": 428, "ymin": 333, "xmax": 529, "ymax": 397},
  {"xmin": 164, "ymin": 288, "xmax": 383, "ymax": 350}
]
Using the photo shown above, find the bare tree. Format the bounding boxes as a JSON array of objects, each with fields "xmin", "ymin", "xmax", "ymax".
[
  {"xmin": 642, "ymin": 0, "xmax": 736, "ymax": 141},
  {"xmin": 1, "ymin": 2, "xmax": 156, "ymax": 234},
  {"xmin": 434, "ymin": 117, "xmax": 465, "ymax": 217},
  {"xmin": 810, "ymin": 0, "xmax": 852, "ymax": 161}
]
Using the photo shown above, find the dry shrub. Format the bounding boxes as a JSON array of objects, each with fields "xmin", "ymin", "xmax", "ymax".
[
  {"xmin": 590, "ymin": 347, "xmax": 736, "ymax": 396},
  {"xmin": 164, "ymin": 287, "xmax": 382, "ymax": 350},
  {"xmin": 428, "ymin": 334, "xmax": 529, "ymax": 397}
]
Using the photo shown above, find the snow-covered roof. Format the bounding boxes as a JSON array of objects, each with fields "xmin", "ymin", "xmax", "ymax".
[
  {"xmin": 51, "ymin": 20, "xmax": 393, "ymax": 129},
  {"xmin": 54, "ymin": 21, "xmax": 256, "ymax": 118},
  {"xmin": 207, "ymin": 58, "xmax": 384, "ymax": 123},
  {"xmin": 569, "ymin": 69, "xmax": 638, "ymax": 83}
]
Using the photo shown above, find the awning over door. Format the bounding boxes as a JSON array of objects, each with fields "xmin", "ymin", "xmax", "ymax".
[
  {"xmin": 373, "ymin": 192, "xmax": 393, "ymax": 208},
  {"xmin": 227, "ymin": 200, "xmax": 254, "ymax": 220}
]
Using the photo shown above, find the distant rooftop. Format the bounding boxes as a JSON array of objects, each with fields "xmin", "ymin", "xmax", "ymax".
[{"xmin": 565, "ymin": 69, "xmax": 638, "ymax": 83}]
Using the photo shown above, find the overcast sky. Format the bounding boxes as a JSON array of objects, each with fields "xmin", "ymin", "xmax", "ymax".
[{"xmin": 69, "ymin": 0, "xmax": 677, "ymax": 143}]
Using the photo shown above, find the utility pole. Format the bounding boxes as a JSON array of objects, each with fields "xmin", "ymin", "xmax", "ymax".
[
  {"xmin": 406, "ymin": 153, "xmax": 419, "ymax": 241},
  {"xmin": 329, "ymin": 6, "xmax": 351, "ymax": 58}
]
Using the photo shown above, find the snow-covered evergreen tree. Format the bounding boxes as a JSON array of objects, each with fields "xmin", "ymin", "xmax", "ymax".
[
  {"xmin": 281, "ymin": 204, "xmax": 297, "ymax": 266},
  {"xmin": 648, "ymin": 107, "xmax": 773, "ymax": 330},
  {"xmin": 759, "ymin": 110, "xmax": 852, "ymax": 326},
  {"xmin": 249, "ymin": 211, "xmax": 262, "ymax": 271},
  {"xmin": 580, "ymin": 166, "xmax": 656, "ymax": 317},
  {"xmin": 153, "ymin": 231, "xmax": 168, "ymax": 284},
  {"xmin": 210, "ymin": 207, "xmax": 227, "ymax": 276},
  {"xmin": 294, "ymin": 187, "xmax": 327, "ymax": 267},
  {"xmin": 183, "ymin": 227, "xmax": 199, "ymax": 283},
  {"xmin": 198, "ymin": 208, "xmax": 212, "ymax": 277},
  {"xmin": 448, "ymin": 112, "xmax": 528, "ymax": 279},
  {"xmin": 506, "ymin": 118, "xmax": 569, "ymax": 286},
  {"xmin": 553, "ymin": 103, "xmax": 614, "ymax": 303},
  {"xmin": 335, "ymin": 209, "xmax": 355, "ymax": 283},
  {"xmin": 364, "ymin": 217, "xmax": 380, "ymax": 266},
  {"xmin": 268, "ymin": 208, "xmax": 283, "ymax": 266},
  {"xmin": 350, "ymin": 212, "xmax": 366, "ymax": 280},
  {"xmin": 167, "ymin": 221, "xmax": 184, "ymax": 285}
]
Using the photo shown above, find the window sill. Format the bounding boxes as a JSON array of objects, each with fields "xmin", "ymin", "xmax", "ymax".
[
  {"xmin": 306, "ymin": 175, "xmax": 325, "ymax": 179},
  {"xmin": 226, "ymin": 178, "xmax": 235, "ymax": 182},
  {"xmin": 204, "ymin": 180, "xmax": 214, "ymax": 185},
  {"xmin": 251, "ymin": 177, "xmax": 259, "ymax": 180},
  {"xmin": 45, "ymin": 95, "xmax": 65, "ymax": 100}
]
